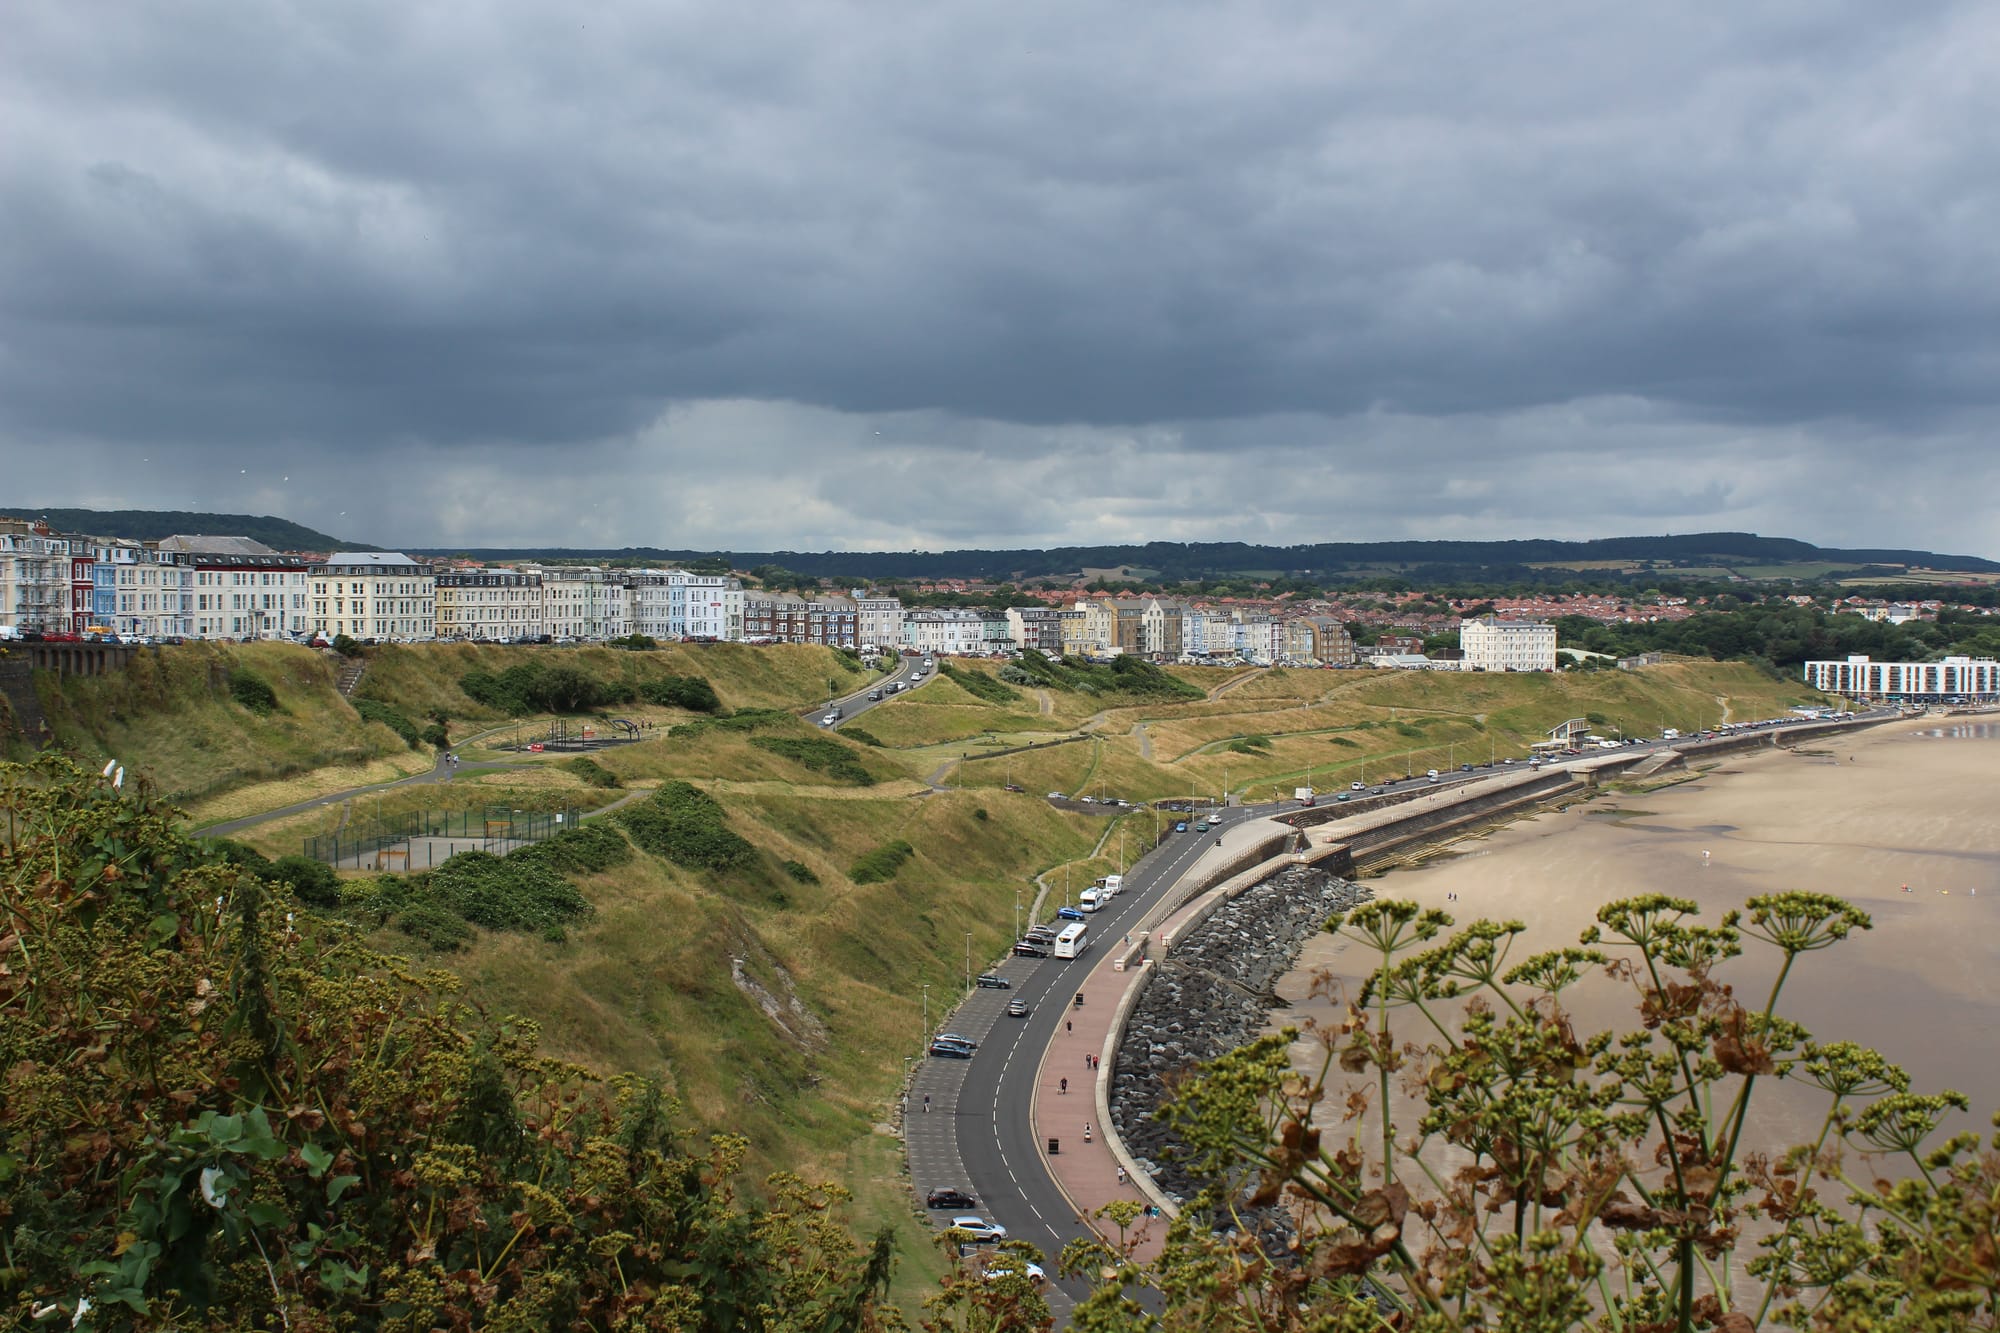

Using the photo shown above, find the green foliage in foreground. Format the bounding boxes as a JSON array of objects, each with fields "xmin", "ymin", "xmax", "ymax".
[
  {"xmin": 848, "ymin": 839, "xmax": 914, "ymax": 885},
  {"xmin": 1068, "ymin": 891, "xmax": 2000, "ymax": 1333},
  {"xmin": 750, "ymin": 735, "xmax": 876, "ymax": 785},
  {"xmin": 617, "ymin": 779, "xmax": 757, "ymax": 871},
  {"xmin": 0, "ymin": 758, "xmax": 901, "ymax": 1331}
]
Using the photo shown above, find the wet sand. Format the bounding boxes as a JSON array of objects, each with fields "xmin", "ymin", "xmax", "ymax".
[{"xmin": 1274, "ymin": 715, "xmax": 2000, "ymax": 1156}]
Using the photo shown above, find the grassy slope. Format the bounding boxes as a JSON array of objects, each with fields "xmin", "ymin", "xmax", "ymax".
[{"xmin": 29, "ymin": 640, "xmax": 1838, "ymax": 1305}]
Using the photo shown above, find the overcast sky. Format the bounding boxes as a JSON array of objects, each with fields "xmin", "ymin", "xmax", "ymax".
[{"xmin": 4, "ymin": 1, "xmax": 1997, "ymax": 556}]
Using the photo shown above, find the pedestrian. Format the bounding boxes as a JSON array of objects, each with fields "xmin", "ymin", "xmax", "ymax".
[
  {"xmin": 923, "ymin": 1094, "xmax": 930, "ymax": 1114},
  {"xmin": 1093, "ymin": 1053, "xmax": 1100, "ymax": 1070},
  {"xmin": 1083, "ymin": 1122, "xmax": 1092, "ymax": 1143},
  {"xmin": 1060, "ymin": 1077, "xmax": 1068, "ymax": 1095},
  {"xmin": 1116, "ymin": 1166, "xmax": 1127, "ymax": 1185},
  {"xmin": 1085, "ymin": 1053, "xmax": 1092, "ymax": 1070},
  {"xmin": 1066, "ymin": 1019, "xmax": 1072, "ymax": 1034}
]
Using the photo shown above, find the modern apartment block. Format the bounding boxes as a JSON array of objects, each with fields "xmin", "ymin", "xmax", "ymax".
[
  {"xmin": 156, "ymin": 535, "xmax": 311, "ymax": 640},
  {"xmin": 1804, "ymin": 654, "xmax": 2000, "ymax": 700},
  {"xmin": 1459, "ymin": 616, "xmax": 1557, "ymax": 672},
  {"xmin": 1005, "ymin": 605, "xmax": 1065, "ymax": 654},
  {"xmin": 436, "ymin": 569, "xmax": 545, "ymax": 641},
  {"xmin": 310, "ymin": 553, "xmax": 436, "ymax": 641}
]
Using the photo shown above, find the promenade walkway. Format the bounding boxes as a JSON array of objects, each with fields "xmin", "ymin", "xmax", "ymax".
[{"xmin": 1029, "ymin": 816, "xmax": 1288, "ymax": 1263}]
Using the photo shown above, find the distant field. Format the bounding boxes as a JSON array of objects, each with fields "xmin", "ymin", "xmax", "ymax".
[
  {"xmin": 1838, "ymin": 567, "xmax": 2000, "ymax": 586},
  {"xmin": 1728, "ymin": 561, "xmax": 1872, "ymax": 580}
]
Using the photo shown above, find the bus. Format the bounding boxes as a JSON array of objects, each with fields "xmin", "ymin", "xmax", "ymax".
[{"xmin": 1053, "ymin": 922, "xmax": 1089, "ymax": 959}]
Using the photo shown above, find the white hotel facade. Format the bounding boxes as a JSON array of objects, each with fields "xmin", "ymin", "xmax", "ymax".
[
  {"xmin": 1804, "ymin": 654, "xmax": 2000, "ymax": 701},
  {"xmin": 1459, "ymin": 616, "xmax": 1558, "ymax": 672}
]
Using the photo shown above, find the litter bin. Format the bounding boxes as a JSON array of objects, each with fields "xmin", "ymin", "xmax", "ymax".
[{"xmin": 1048, "ymin": 1137, "xmax": 1060, "ymax": 1155}]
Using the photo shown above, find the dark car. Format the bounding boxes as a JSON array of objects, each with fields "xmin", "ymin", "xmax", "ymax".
[
  {"xmin": 927, "ymin": 1187, "xmax": 977, "ymax": 1210},
  {"xmin": 975, "ymin": 973, "xmax": 1011, "ymax": 989},
  {"xmin": 929, "ymin": 1041, "xmax": 973, "ymax": 1059},
  {"xmin": 1013, "ymin": 941, "xmax": 1050, "ymax": 958},
  {"xmin": 1002, "ymin": 783, "xmax": 1025, "ymax": 793}
]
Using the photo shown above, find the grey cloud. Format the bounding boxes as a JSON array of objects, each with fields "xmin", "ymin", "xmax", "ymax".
[{"xmin": 2, "ymin": 1, "xmax": 1997, "ymax": 553}]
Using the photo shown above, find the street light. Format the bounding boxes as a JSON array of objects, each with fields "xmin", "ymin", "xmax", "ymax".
[{"xmin": 964, "ymin": 932, "xmax": 972, "ymax": 992}]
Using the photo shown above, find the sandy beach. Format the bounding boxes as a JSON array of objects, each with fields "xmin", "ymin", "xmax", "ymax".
[{"xmin": 1273, "ymin": 714, "xmax": 2000, "ymax": 1161}]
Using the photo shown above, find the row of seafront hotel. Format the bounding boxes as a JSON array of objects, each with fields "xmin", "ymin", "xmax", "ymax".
[{"xmin": 4, "ymin": 518, "xmax": 1565, "ymax": 670}]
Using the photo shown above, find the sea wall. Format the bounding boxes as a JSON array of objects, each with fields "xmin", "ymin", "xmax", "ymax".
[{"xmin": 1108, "ymin": 862, "xmax": 1370, "ymax": 1206}]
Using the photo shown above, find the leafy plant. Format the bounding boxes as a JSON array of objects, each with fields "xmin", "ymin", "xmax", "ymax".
[
  {"xmin": 0, "ymin": 756, "xmax": 900, "ymax": 1327},
  {"xmin": 1108, "ymin": 890, "xmax": 1996, "ymax": 1333},
  {"xmin": 564, "ymin": 755, "xmax": 623, "ymax": 788}
]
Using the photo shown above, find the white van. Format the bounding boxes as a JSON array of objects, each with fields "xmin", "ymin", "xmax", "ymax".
[
  {"xmin": 1426, "ymin": 768, "xmax": 1440, "ymax": 781},
  {"xmin": 1100, "ymin": 874, "xmax": 1123, "ymax": 899},
  {"xmin": 1078, "ymin": 888, "xmax": 1101, "ymax": 913}
]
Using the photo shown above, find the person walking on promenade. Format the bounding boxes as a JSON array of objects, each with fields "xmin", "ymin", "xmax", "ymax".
[
  {"xmin": 923, "ymin": 1094, "xmax": 930, "ymax": 1114},
  {"xmin": 1060, "ymin": 1077, "xmax": 1068, "ymax": 1095},
  {"xmin": 1117, "ymin": 1166, "xmax": 1127, "ymax": 1186}
]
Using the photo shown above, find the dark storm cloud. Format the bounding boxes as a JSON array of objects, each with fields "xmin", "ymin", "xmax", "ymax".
[{"xmin": 3, "ymin": 0, "xmax": 1998, "ymax": 552}]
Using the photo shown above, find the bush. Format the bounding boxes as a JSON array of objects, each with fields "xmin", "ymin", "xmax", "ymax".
[
  {"xmin": 395, "ymin": 899, "xmax": 474, "ymax": 951},
  {"xmin": 353, "ymin": 698, "xmax": 422, "ymax": 748},
  {"xmin": 939, "ymin": 662, "xmax": 1020, "ymax": 704},
  {"xmin": 973, "ymin": 807, "xmax": 989, "ymax": 822},
  {"xmin": 460, "ymin": 663, "xmax": 635, "ymax": 716},
  {"xmin": 640, "ymin": 674, "xmax": 722, "ymax": 713},
  {"xmin": 848, "ymin": 839, "xmax": 914, "ymax": 885},
  {"xmin": 421, "ymin": 722, "xmax": 450, "ymax": 750},
  {"xmin": 227, "ymin": 667, "xmax": 280, "ymax": 715},
  {"xmin": 330, "ymin": 632, "xmax": 363, "ymax": 657},
  {"xmin": 611, "ymin": 633, "xmax": 658, "ymax": 650},
  {"xmin": 519, "ymin": 821, "xmax": 631, "ymax": 875},
  {"xmin": 670, "ymin": 707, "xmax": 791, "ymax": 740},
  {"xmin": 420, "ymin": 850, "xmax": 593, "ymax": 933},
  {"xmin": 748, "ymin": 736, "xmax": 875, "ymax": 785},
  {"xmin": 565, "ymin": 756, "xmax": 623, "ymax": 788},
  {"xmin": 782, "ymin": 859, "xmax": 820, "ymax": 884},
  {"xmin": 840, "ymin": 726, "xmax": 885, "ymax": 747},
  {"xmin": 617, "ymin": 781, "xmax": 756, "ymax": 872},
  {"xmin": 207, "ymin": 837, "xmax": 276, "ymax": 880},
  {"xmin": 270, "ymin": 853, "xmax": 342, "ymax": 908}
]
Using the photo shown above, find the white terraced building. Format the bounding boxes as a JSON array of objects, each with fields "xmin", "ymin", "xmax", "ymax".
[
  {"xmin": 1459, "ymin": 616, "xmax": 1557, "ymax": 672},
  {"xmin": 1804, "ymin": 654, "xmax": 2000, "ymax": 701},
  {"xmin": 435, "ymin": 569, "xmax": 544, "ymax": 641},
  {"xmin": 310, "ymin": 553, "xmax": 436, "ymax": 641}
]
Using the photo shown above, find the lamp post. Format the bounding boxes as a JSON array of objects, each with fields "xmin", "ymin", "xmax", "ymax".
[
  {"xmin": 1014, "ymin": 889, "xmax": 1021, "ymax": 941},
  {"xmin": 964, "ymin": 932, "xmax": 972, "ymax": 992},
  {"xmin": 922, "ymin": 984, "xmax": 930, "ymax": 1044}
]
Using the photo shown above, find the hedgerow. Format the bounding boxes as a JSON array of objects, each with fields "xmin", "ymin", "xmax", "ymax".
[
  {"xmin": 938, "ymin": 662, "xmax": 1020, "ymax": 704},
  {"xmin": 640, "ymin": 673, "xmax": 723, "ymax": 712},
  {"xmin": 351, "ymin": 697, "xmax": 421, "ymax": 747}
]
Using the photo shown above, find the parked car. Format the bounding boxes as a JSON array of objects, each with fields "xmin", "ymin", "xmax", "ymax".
[
  {"xmin": 927, "ymin": 1187, "xmax": 977, "ymax": 1210},
  {"xmin": 982, "ymin": 1259, "xmax": 1046, "ymax": 1285},
  {"xmin": 947, "ymin": 1216, "xmax": 1008, "ymax": 1243},
  {"xmin": 1003, "ymin": 783, "xmax": 1025, "ymax": 792},
  {"xmin": 1174, "ymin": 821, "xmax": 1189, "ymax": 833},
  {"xmin": 929, "ymin": 1041, "xmax": 973, "ymax": 1059},
  {"xmin": 1047, "ymin": 792, "xmax": 1066, "ymax": 800},
  {"xmin": 1006, "ymin": 999, "xmax": 1030, "ymax": 1017},
  {"xmin": 936, "ymin": 1033, "xmax": 978, "ymax": 1049},
  {"xmin": 975, "ymin": 973, "xmax": 1011, "ymax": 989},
  {"xmin": 1013, "ymin": 941, "xmax": 1050, "ymax": 958},
  {"xmin": 1056, "ymin": 906, "xmax": 1086, "ymax": 922}
]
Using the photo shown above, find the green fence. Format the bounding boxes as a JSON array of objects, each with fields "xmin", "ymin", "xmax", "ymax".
[{"xmin": 305, "ymin": 806, "xmax": 586, "ymax": 869}]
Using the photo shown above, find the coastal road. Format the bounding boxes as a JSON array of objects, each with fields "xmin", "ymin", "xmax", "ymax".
[
  {"xmin": 908, "ymin": 800, "xmax": 1267, "ymax": 1314},
  {"xmin": 806, "ymin": 654, "xmax": 936, "ymax": 726}
]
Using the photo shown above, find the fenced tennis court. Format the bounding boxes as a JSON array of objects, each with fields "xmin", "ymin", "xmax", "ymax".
[{"xmin": 305, "ymin": 806, "xmax": 586, "ymax": 872}]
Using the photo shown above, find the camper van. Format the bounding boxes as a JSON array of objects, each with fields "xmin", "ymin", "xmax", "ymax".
[
  {"xmin": 1100, "ymin": 875, "xmax": 1123, "ymax": 900},
  {"xmin": 1078, "ymin": 888, "xmax": 1102, "ymax": 913}
]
